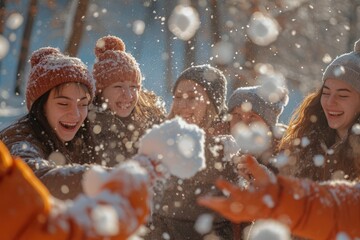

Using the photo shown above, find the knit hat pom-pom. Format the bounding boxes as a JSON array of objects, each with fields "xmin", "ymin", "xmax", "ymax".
[
  {"xmin": 94, "ymin": 35, "xmax": 126, "ymax": 58},
  {"xmin": 30, "ymin": 47, "xmax": 62, "ymax": 67}
]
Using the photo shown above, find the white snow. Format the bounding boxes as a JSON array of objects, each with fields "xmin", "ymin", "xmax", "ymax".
[
  {"xmin": 168, "ymin": 4, "xmax": 200, "ymax": 41},
  {"xmin": 232, "ymin": 122, "xmax": 271, "ymax": 157},
  {"xmin": 249, "ymin": 220, "xmax": 290, "ymax": 240},
  {"xmin": 247, "ymin": 11, "xmax": 280, "ymax": 47},
  {"xmin": 137, "ymin": 117, "xmax": 206, "ymax": 179}
]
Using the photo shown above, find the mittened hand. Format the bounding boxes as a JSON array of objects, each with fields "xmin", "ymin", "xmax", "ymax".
[
  {"xmin": 197, "ymin": 155, "xmax": 279, "ymax": 223},
  {"xmin": 132, "ymin": 154, "xmax": 170, "ymax": 185}
]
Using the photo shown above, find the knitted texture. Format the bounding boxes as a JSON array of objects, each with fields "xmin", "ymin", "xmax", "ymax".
[
  {"xmin": 93, "ymin": 35, "xmax": 141, "ymax": 93},
  {"xmin": 26, "ymin": 47, "xmax": 95, "ymax": 110},
  {"xmin": 173, "ymin": 64, "xmax": 227, "ymax": 115},
  {"xmin": 228, "ymin": 85, "xmax": 288, "ymax": 127},
  {"xmin": 322, "ymin": 39, "xmax": 360, "ymax": 93}
]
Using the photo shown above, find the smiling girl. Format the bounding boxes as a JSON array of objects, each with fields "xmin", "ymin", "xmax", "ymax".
[
  {"xmin": 278, "ymin": 39, "xmax": 360, "ymax": 181},
  {"xmin": 91, "ymin": 35, "xmax": 165, "ymax": 166},
  {"xmin": 0, "ymin": 47, "xmax": 99, "ymax": 200}
]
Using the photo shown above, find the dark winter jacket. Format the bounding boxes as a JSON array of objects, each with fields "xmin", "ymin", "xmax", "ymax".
[
  {"xmin": 0, "ymin": 116, "xmax": 98, "ymax": 200},
  {"xmin": 147, "ymin": 135, "xmax": 239, "ymax": 239},
  {"xmin": 91, "ymin": 108, "xmax": 164, "ymax": 167}
]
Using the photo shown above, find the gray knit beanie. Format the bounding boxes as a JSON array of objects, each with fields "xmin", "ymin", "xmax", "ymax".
[
  {"xmin": 322, "ymin": 39, "xmax": 360, "ymax": 93},
  {"xmin": 228, "ymin": 85, "xmax": 289, "ymax": 127},
  {"xmin": 173, "ymin": 64, "xmax": 227, "ymax": 115}
]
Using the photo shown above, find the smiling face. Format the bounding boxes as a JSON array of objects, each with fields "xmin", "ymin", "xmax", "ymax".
[
  {"xmin": 321, "ymin": 78, "xmax": 360, "ymax": 139},
  {"xmin": 102, "ymin": 81, "xmax": 140, "ymax": 117},
  {"xmin": 44, "ymin": 83, "xmax": 90, "ymax": 142},
  {"xmin": 170, "ymin": 79, "xmax": 211, "ymax": 127}
]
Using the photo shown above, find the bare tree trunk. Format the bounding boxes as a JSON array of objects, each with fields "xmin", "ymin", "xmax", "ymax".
[
  {"xmin": 184, "ymin": 1, "xmax": 199, "ymax": 68},
  {"xmin": 15, "ymin": 0, "xmax": 37, "ymax": 95},
  {"xmin": 164, "ymin": 1, "xmax": 173, "ymax": 91},
  {"xmin": 0, "ymin": 0, "xmax": 6, "ymax": 33},
  {"xmin": 64, "ymin": 0, "xmax": 89, "ymax": 56}
]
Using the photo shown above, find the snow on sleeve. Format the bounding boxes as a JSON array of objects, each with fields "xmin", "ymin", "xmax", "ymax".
[
  {"xmin": 137, "ymin": 117, "xmax": 206, "ymax": 179},
  {"xmin": 53, "ymin": 160, "xmax": 150, "ymax": 237}
]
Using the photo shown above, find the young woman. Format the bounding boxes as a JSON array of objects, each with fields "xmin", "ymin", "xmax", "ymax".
[
  {"xmin": 0, "ymin": 47, "xmax": 99, "ymax": 200},
  {"xmin": 278, "ymin": 39, "xmax": 360, "ymax": 181},
  {"xmin": 198, "ymin": 155, "xmax": 360, "ymax": 240},
  {"xmin": 91, "ymin": 35, "xmax": 166, "ymax": 166},
  {"xmin": 145, "ymin": 64, "xmax": 239, "ymax": 240}
]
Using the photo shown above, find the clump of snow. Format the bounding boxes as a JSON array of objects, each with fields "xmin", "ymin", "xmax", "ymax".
[
  {"xmin": 82, "ymin": 165, "xmax": 109, "ymax": 197},
  {"xmin": 352, "ymin": 123, "xmax": 360, "ymax": 135},
  {"xmin": 212, "ymin": 40, "xmax": 234, "ymax": 65},
  {"xmin": 249, "ymin": 220, "xmax": 290, "ymax": 240},
  {"xmin": 256, "ymin": 70, "xmax": 287, "ymax": 105},
  {"xmin": 270, "ymin": 152, "xmax": 289, "ymax": 168},
  {"xmin": 232, "ymin": 122, "xmax": 270, "ymax": 157},
  {"xmin": 133, "ymin": 20, "xmax": 145, "ymax": 35},
  {"xmin": 336, "ymin": 232, "xmax": 351, "ymax": 240},
  {"xmin": 247, "ymin": 11, "xmax": 280, "ymax": 46},
  {"xmin": 6, "ymin": 12, "xmax": 24, "ymax": 30},
  {"xmin": 313, "ymin": 154, "xmax": 325, "ymax": 167},
  {"xmin": 0, "ymin": 35, "xmax": 9, "ymax": 60},
  {"xmin": 138, "ymin": 117, "xmax": 206, "ymax": 179},
  {"xmin": 168, "ymin": 4, "xmax": 200, "ymax": 41},
  {"xmin": 194, "ymin": 213, "xmax": 213, "ymax": 235},
  {"xmin": 91, "ymin": 205, "xmax": 119, "ymax": 236}
]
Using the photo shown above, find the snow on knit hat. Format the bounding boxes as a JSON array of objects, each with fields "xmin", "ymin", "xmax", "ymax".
[
  {"xmin": 26, "ymin": 47, "xmax": 95, "ymax": 110},
  {"xmin": 93, "ymin": 35, "xmax": 141, "ymax": 94},
  {"xmin": 173, "ymin": 64, "xmax": 227, "ymax": 115},
  {"xmin": 228, "ymin": 85, "xmax": 289, "ymax": 127},
  {"xmin": 322, "ymin": 39, "xmax": 360, "ymax": 93}
]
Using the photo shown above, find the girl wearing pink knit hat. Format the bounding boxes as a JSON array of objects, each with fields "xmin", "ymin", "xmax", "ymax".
[
  {"xmin": 91, "ymin": 35, "xmax": 166, "ymax": 166},
  {"xmin": 0, "ymin": 47, "xmax": 100, "ymax": 200}
]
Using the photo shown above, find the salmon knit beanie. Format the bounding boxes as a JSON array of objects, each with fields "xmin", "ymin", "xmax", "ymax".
[
  {"xmin": 322, "ymin": 39, "xmax": 360, "ymax": 93},
  {"xmin": 26, "ymin": 47, "xmax": 95, "ymax": 110},
  {"xmin": 93, "ymin": 35, "xmax": 141, "ymax": 94},
  {"xmin": 173, "ymin": 64, "xmax": 227, "ymax": 115}
]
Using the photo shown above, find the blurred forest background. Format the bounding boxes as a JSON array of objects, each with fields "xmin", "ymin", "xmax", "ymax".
[{"xmin": 0, "ymin": 0, "xmax": 360, "ymax": 128}]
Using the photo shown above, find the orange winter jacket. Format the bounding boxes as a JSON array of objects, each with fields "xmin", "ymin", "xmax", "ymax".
[
  {"xmin": 199, "ymin": 174, "xmax": 360, "ymax": 239},
  {"xmin": 0, "ymin": 141, "xmax": 150, "ymax": 240}
]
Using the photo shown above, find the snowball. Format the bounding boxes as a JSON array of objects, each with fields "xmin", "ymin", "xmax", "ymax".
[
  {"xmin": 91, "ymin": 205, "xmax": 119, "ymax": 236},
  {"xmin": 133, "ymin": 20, "xmax": 145, "ymax": 35},
  {"xmin": 212, "ymin": 40, "xmax": 234, "ymax": 65},
  {"xmin": 249, "ymin": 220, "xmax": 290, "ymax": 240},
  {"xmin": 232, "ymin": 122, "xmax": 270, "ymax": 157},
  {"xmin": 138, "ymin": 117, "xmax": 206, "ymax": 179},
  {"xmin": 0, "ymin": 35, "xmax": 9, "ymax": 60},
  {"xmin": 168, "ymin": 5, "xmax": 200, "ymax": 41},
  {"xmin": 194, "ymin": 214, "xmax": 213, "ymax": 235},
  {"xmin": 6, "ymin": 12, "xmax": 24, "ymax": 30},
  {"xmin": 247, "ymin": 11, "xmax": 280, "ymax": 46},
  {"xmin": 82, "ymin": 166, "xmax": 109, "ymax": 197}
]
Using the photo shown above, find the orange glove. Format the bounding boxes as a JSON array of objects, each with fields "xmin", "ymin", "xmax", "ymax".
[{"xmin": 197, "ymin": 155, "xmax": 279, "ymax": 223}]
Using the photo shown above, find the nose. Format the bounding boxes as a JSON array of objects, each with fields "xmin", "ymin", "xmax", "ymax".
[
  {"xmin": 121, "ymin": 86, "xmax": 133, "ymax": 100},
  {"xmin": 326, "ymin": 94, "xmax": 337, "ymax": 106},
  {"xmin": 69, "ymin": 104, "xmax": 81, "ymax": 118}
]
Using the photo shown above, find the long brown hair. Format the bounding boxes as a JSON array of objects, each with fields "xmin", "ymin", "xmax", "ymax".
[
  {"xmin": 28, "ymin": 83, "xmax": 99, "ymax": 165},
  {"xmin": 278, "ymin": 87, "xmax": 360, "ymax": 181}
]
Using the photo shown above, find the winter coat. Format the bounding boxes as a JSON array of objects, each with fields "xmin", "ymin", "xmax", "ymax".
[
  {"xmin": 91, "ymin": 108, "xmax": 164, "ymax": 167},
  {"xmin": 146, "ymin": 135, "xmax": 239, "ymax": 240},
  {"xmin": 0, "ymin": 116, "xmax": 98, "ymax": 200},
  {"xmin": 0, "ymin": 141, "xmax": 150, "ymax": 240},
  {"xmin": 201, "ymin": 174, "xmax": 360, "ymax": 240},
  {"xmin": 285, "ymin": 131, "xmax": 360, "ymax": 182}
]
